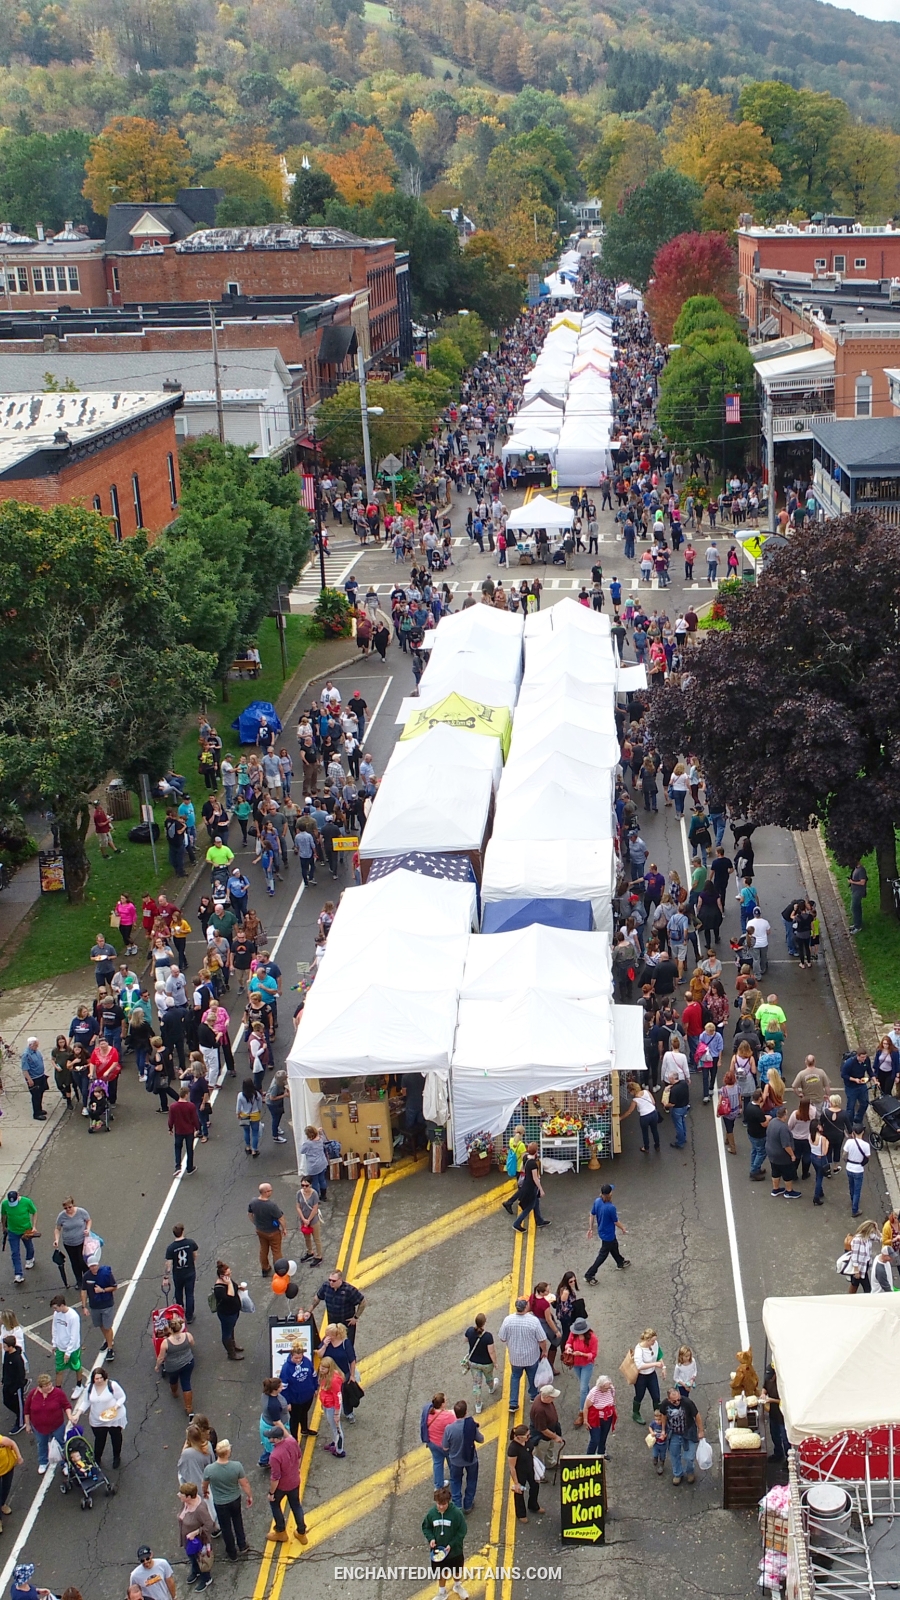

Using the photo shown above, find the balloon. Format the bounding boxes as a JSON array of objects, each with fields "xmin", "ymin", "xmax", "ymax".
[
  {"xmin": 274, "ymin": 1259, "xmax": 289, "ymax": 1276},
  {"xmin": 287, "ymin": 1261, "xmax": 297, "ymax": 1277},
  {"xmin": 284, "ymin": 1282, "xmax": 299, "ymax": 1299},
  {"xmin": 272, "ymin": 1274, "xmax": 289, "ymax": 1295}
]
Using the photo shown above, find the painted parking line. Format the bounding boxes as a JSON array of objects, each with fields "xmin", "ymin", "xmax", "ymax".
[
  {"xmin": 360, "ymin": 1279, "xmax": 511, "ymax": 1389},
  {"xmin": 353, "ymin": 1183, "xmax": 509, "ymax": 1290}
]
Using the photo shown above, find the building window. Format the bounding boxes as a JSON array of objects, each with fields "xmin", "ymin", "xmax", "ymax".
[
  {"xmin": 31, "ymin": 267, "xmax": 44, "ymax": 292},
  {"xmin": 67, "ymin": 266, "xmax": 80, "ymax": 292},
  {"xmin": 109, "ymin": 484, "xmax": 121, "ymax": 540},
  {"xmin": 834, "ymin": 254, "xmax": 846, "ymax": 272},
  {"xmin": 226, "ymin": 281, "xmax": 240, "ymax": 296},
  {"xmin": 854, "ymin": 258, "xmax": 867, "ymax": 270},
  {"xmin": 16, "ymin": 268, "xmax": 27, "ymax": 293},
  {"xmin": 815, "ymin": 258, "xmax": 826, "ymax": 269},
  {"xmin": 111, "ymin": 266, "xmax": 120, "ymax": 293},
  {"xmin": 167, "ymin": 452, "xmax": 178, "ymax": 510},
  {"xmin": 855, "ymin": 376, "xmax": 873, "ymax": 417},
  {"xmin": 92, "ymin": 494, "xmax": 102, "ymax": 511},
  {"xmin": 131, "ymin": 472, "xmax": 143, "ymax": 528},
  {"xmin": 5, "ymin": 272, "xmax": 17, "ymax": 294}
]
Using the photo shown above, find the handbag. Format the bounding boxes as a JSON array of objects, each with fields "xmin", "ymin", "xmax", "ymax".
[
  {"xmin": 661, "ymin": 1087, "xmax": 672, "ymax": 1109},
  {"xmin": 716, "ymin": 1091, "xmax": 732, "ymax": 1118},
  {"xmin": 342, "ymin": 1378, "xmax": 365, "ymax": 1410},
  {"xmin": 619, "ymin": 1349, "xmax": 639, "ymax": 1386},
  {"xmin": 197, "ymin": 1548, "xmax": 214, "ymax": 1574}
]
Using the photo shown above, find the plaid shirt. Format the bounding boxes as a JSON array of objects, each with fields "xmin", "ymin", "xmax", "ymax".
[
  {"xmin": 498, "ymin": 1311, "xmax": 544, "ymax": 1367},
  {"xmin": 316, "ymin": 1280, "xmax": 364, "ymax": 1325}
]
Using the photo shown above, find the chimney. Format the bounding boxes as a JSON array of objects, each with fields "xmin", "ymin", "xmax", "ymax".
[
  {"xmin": 36, "ymin": 223, "xmax": 44, "ymax": 241},
  {"xmin": 52, "ymin": 428, "xmax": 70, "ymax": 445},
  {"xmin": 64, "ymin": 220, "xmax": 72, "ymax": 230},
  {"xmin": 42, "ymin": 334, "xmax": 60, "ymax": 353}
]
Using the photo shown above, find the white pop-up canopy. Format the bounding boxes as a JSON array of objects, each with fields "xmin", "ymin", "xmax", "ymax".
[
  {"xmin": 324, "ymin": 869, "xmax": 478, "ymax": 938},
  {"xmin": 516, "ymin": 673, "xmax": 618, "ymax": 714},
  {"xmin": 500, "ymin": 751, "xmax": 612, "ymax": 806},
  {"xmin": 511, "ymin": 698, "xmax": 618, "ymax": 745},
  {"xmin": 288, "ymin": 983, "xmax": 460, "ymax": 1080},
  {"xmin": 505, "ymin": 494, "xmax": 575, "ymax": 533},
  {"xmin": 524, "ymin": 634, "xmax": 618, "ymax": 684},
  {"xmin": 482, "ymin": 836, "xmax": 617, "ymax": 933},
  {"xmin": 451, "ymin": 991, "xmax": 614, "ymax": 1160},
  {"xmin": 430, "ymin": 602, "xmax": 524, "ymax": 657},
  {"xmin": 501, "ymin": 431, "xmax": 560, "ymax": 463},
  {"xmin": 386, "ymin": 723, "xmax": 504, "ymax": 789},
  {"xmin": 461, "ymin": 925, "xmax": 611, "ymax": 999},
  {"xmin": 493, "ymin": 779, "xmax": 614, "ymax": 843},
  {"xmin": 314, "ymin": 928, "xmax": 469, "ymax": 997},
  {"xmin": 359, "ymin": 765, "xmax": 494, "ymax": 861},
  {"xmin": 524, "ymin": 597, "xmax": 612, "ymax": 637},
  {"xmin": 518, "ymin": 390, "xmax": 565, "ymax": 412},
  {"xmin": 762, "ymin": 1296, "xmax": 900, "ymax": 1442},
  {"xmin": 411, "ymin": 663, "xmax": 519, "ymax": 715},
  {"xmin": 508, "ymin": 409, "xmax": 564, "ymax": 436},
  {"xmin": 555, "ymin": 415, "xmax": 612, "ymax": 486},
  {"xmin": 507, "ymin": 718, "xmax": 621, "ymax": 772}
]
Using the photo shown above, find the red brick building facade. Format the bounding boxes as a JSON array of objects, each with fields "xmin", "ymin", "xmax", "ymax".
[
  {"xmin": 0, "ymin": 393, "xmax": 182, "ymax": 538},
  {"xmin": 738, "ymin": 220, "xmax": 900, "ymax": 336}
]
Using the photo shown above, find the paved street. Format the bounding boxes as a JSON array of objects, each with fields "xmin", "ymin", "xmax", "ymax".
[{"xmin": 0, "ymin": 545, "xmax": 886, "ymax": 1600}]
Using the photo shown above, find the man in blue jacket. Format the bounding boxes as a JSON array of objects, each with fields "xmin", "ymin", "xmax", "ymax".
[
  {"xmin": 841, "ymin": 1048, "xmax": 873, "ymax": 1129},
  {"xmin": 279, "ymin": 1347, "xmax": 317, "ymax": 1438}
]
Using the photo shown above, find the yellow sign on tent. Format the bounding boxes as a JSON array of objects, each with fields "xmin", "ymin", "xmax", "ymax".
[{"xmin": 400, "ymin": 693, "xmax": 512, "ymax": 759}]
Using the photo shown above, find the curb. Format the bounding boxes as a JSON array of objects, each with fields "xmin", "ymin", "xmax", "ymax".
[{"xmin": 793, "ymin": 826, "xmax": 900, "ymax": 1210}]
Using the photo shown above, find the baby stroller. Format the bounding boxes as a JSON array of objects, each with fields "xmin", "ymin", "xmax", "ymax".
[
  {"xmin": 59, "ymin": 1430, "xmax": 116, "ymax": 1509},
  {"xmin": 869, "ymin": 1095, "xmax": 900, "ymax": 1151},
  {"xmin": 87, "ymin": 1079, "xmax": 111, "ymax": 1134}
]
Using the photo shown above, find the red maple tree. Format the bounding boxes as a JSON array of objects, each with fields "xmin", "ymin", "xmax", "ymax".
[{"xmin": 645, "ymin": 231, "xmax": 738, "ymax": 345}]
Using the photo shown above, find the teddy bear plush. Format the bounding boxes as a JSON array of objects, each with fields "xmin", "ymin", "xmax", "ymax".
[{"xmin": 730, "ymin": 1348, "xmax": 759, "ymax": 1397}]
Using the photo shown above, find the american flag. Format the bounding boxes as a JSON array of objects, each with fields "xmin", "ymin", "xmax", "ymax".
[
  {"xmin": 367, "ymin": 851, "xmax": 477, "ymax": 884},
  {"xmin": 725, "ymin": 393, "xmax": 741, "ymax": 424},
  {"xmin": 301, "ymin": 474, "xmax": 316, "ymax": 512}
]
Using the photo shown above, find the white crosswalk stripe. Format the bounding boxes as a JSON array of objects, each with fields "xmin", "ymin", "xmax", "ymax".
[{"xmin": 289, "ymin": 552, "xmax": 360, "ymax": 606}]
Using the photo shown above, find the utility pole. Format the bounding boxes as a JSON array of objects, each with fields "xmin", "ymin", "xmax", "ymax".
[
  {"xmin": 209, "ymin": 302, "xmax": 225, "ymax": 444},
  {"xmin": 357, "ymin": 345, "xmax": 375, "ymax": 502},
  {"xmin": 310, "ymin": 422, "xmax": 327, "ymax": 591}
]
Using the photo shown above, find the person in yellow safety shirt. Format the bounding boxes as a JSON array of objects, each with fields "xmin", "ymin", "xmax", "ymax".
[
  {"xmin": 205, "ymin": 836, "xmax": 234, "ymax": 870},
  {"xmin": 502, "ymin": 1124, "xmax": 528, "ymax": 1215}
]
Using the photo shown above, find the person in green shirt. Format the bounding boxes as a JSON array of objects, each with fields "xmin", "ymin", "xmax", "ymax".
[
  {"xmin": 756, "ymin": 997, "xmax": 787, "ymax": 1053},
  {"xmin": 232, "ymin": 796, "xmax": 253, "ymax": 847},
  {"xmin": 202, "ymin": 1440, "xmax": 252, "ymax": 1561},
  {"xmin": 1, "ymin": 1190, "xmax": 37, "ymax": 1283},
  {"xmin": 422, "ymin": 1487, "xmax": 467, "ymax": 1596},
  {"xmin": 688, "ymin": 857, "xmax": 707, "ymax": 914},
  {"xmin": 205, "ymin": 839, "xmax": 234, "ymax": 870}
]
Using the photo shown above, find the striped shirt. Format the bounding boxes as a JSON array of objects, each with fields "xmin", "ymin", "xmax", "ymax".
[{"xmin": 498, "ymin": 1311, "xmax": 545, "ymax": 1366}]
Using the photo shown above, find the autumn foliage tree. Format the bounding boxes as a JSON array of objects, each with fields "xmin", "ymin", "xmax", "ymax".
[
  {"xmin": 319, "ymin": 124, "xmax": 397, "ymax": 205},
  {"xmin": 82, "ymin": 116, "xmax": 193, "ymax": 215},
  {"xmin": 646, "ymin": 515, "xmax": 900, "ymax": 908},
  {"xmin": 664, "ymin": 89, "xmax": 781, "ymax": 229},
  {"xmin": 645, "ymin": 232, "xmax": 738, "ymax": 345}
]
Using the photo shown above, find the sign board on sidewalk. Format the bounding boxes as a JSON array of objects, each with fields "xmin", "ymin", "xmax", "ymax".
[
  {"xmin": 331, "ymin": 835, "xmax": 360, "ymax": 851},
  {"xmin": 527, "ymin": 273, "xmax": 541, "ymax": 304},
  {"xmin": 269, "ymin": 1318, "xmax": 314, "ymax": 1374},
  {"xmin": 38, "ymin": 850, "xmax": 66, "ymax": 894},
  {"xmin": 560, "ymin": 1455, "xmax": 605, "ymax": 1545}
]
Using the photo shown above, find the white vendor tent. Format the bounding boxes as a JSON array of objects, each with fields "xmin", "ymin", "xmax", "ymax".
[
  {"xmin": 524, "ymin": 637, "xmax": 618, "ymax": 685},
  {"xmin": 314, "ymin": 928, "xmax": 469, "ymax": 997},
  {"xmin": 359, "ymin": 765, "xmax": 493, "ymax": 861},
  {"xmin": 555, "ymin": 415, "xmax": 612, "ymax": 486},
  {"xmin": 524, "ymin": 597, "xmax": 611, "ymax": 637},
  {"xmin": 323, "ymin": 870, "xmax": 478, "ymax": 938},
  {"xmin": 507, "ymin": 719, "xmax": 621, "ymax": 772},
  {"xmin": 429, "ymin": 602, "xmax": 524, "ymax": 658},
  {"xmin": 501, "ymin": 431, "xmax": 559, "ymax": 463},
  {"xmin": 500, "ymin": 751, "xmax": 612, "ymax": 806},
  {"xmin": 507, "ymin": 410, "xmax": 563, "ymax": 436},
  {"xmin": 516, "ymin": 673, "xmax": 618, "ymax": 713},
  {"xmin": 481, "ymin": 837, "xmax": 617, "ymax": 934},
  {"xmin": 461, "ymin": 925, "xmax": 611, "ymax": 1000},
  {"xmin": 762, "ymin": 1296, "xmax": 900, "ymax": 1443},
  {"xmin": 505, "ymin": 495, "xmax": 574, "ymax": 533},
  {"xmin": 386, "ymin": 723, "xmax": 503, "ymax": 789},
  {"xmin": 511, "ymin": 698, "xmax": 618, "ymax": 744},
  {"xmin": 411, "ymin": 663, "xmax": 519, "ymax": 714},
  {"xmin": 493, "ymin": 780, "xmax": 613, "ymax": 842},
  {"xmin": 451, "ymin": 991, "xmax": 614, "ymax": 1160},
  {"xmin": 288, "ymin": 983, "xmax": 459, "ymax": 1079}
]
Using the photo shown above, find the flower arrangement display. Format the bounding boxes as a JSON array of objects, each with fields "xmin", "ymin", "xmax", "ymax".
[
  {"xmin": 541, "ymin": 1113, "xmax": 583, "ymax": 1137},
  {"xmin": 464, "ymin": 1131, "xmax": 493, "ymax": 1157},
  {"xmin": 583, "ymin": 1126, "xmax": 605, "ymax": 1151}
]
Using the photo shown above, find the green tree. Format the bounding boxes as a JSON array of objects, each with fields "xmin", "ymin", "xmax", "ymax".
[
  {"xmin": 289, "ymin": 165, "xmax": 339, "ymax": 224},
  {"xmin": 315, "ymin": 380, "xmax": 432, "ymax": 462},
  {"xmin": 429, "ymin": 336, "xmax": 466, "ymax": 381},
  {"xmin": 170, "ymin": 440, "xmax": 311, "ymax": 685},
  {"xmin": 673, "ymin": 295, "xmax": 742, "ymax": 343},
  {"xmin": 457, "ymin": 233, "xmax": 523, "ymax": 330},
  {"xmin": 600, "ymin": 168, "xmax": 703, "ymax": 290},
  {"xmin": 0, "ymin": 130, "xmax": 93, "ymax": 234},
  {"xmin": 0, "ymin": 502, "xmax": 212, "ymax": 901},
  {"xmin": 738, "ymin": 82, "xmax": 850, "ymax": 210},
  {"xmin": 657, "ymin": 333, "xmax": 755, "ymax": 472},
  {"xmin": 324, "ymin": 192, "xmax": 466, "ymax": 318},
  {"xmin": 437, "ymin": 312, "xmax": 489, "ymax": 367}
]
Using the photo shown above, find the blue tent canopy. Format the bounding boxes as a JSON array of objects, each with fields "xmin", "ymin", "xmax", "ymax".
[
  {"xmin": 481, "ymin": 897, "xmax": 593, "ymax": 934},
  {"xmin": 230, "ymin": 700, "xmax": 282, "ymax": 746}
]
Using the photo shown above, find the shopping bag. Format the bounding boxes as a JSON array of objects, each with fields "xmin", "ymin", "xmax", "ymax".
[
  {"xmin": 696, "ymin": 1438, "xmax": 713, "ymax": 1471},
  {"xmin": 534, "ymin": 1358, "xmax": 554, "ymax": 1390},
  {"xmin": 619, "ymin": 1349, "xmax": 639, "ymax": 1385}
]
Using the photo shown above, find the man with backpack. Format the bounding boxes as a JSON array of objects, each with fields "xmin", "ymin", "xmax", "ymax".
[{"xmin": 164, "ymin": 809, "xmax": 188, "ymax": 878}]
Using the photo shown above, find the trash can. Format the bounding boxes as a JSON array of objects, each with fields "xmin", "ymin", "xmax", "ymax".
[{"xmin": 106, "ymin": 780, "xmax": 133, "ymax": 820}]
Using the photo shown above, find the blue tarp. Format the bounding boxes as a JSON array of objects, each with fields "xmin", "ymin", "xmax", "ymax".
[
  {"xmin": 230, "ymin": 700, "xmax": 283, "ymax": 746},
  {"xmin": 481, "ymin": 897, "xmax": 593, "ymax": 934}
]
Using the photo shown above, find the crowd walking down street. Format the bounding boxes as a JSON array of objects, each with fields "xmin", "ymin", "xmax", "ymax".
[{"xmin": 0, "ymin": 262, "xmax": 894, "ymax": 1600}]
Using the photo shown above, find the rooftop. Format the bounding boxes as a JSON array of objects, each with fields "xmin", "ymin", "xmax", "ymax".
[
  {"xmin": 174, "ymin": 225, "xmax": 393, "ymax": 254},
  {"xmin": 0, "ymin": 348, "xmax": 294, "ymax": 402},
  {"xmin": 739, "ymin": 219, "xmax": 899, "ymax": 238},
  {"xmin": 0, "ymin": 292, "xmax": 356, "ymax": 344},
  {"xmin": 772, "ymin": 282, "xmax": 900, "ymax": 330},
  {"xmin": 0, "ymin": 391, "xmax": 180, "ymax": 476},
  {"xmin": 810, "ymin": 416, "xmax": 900, "ymax": 472}
]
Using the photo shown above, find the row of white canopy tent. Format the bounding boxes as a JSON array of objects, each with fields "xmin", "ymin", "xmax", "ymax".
[
  {"xmin": 502, "ymin": 295, "xmax": 618, "ymax": 484},
  {"xmin": 482, "ymin": 599, "xmax": 618, "ymax": 933}
]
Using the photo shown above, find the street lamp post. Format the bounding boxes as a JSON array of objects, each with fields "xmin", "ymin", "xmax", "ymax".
[{"xmin": 308, "ymin": 398, "xmax": 384, "ymax": 591}]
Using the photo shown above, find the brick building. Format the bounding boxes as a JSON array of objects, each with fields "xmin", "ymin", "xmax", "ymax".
[
  {"xmin": 737, "ymin": 217, "xmax": 900, "ymax": 338},
  {"xmin": 0, "ymin": 391, "xmax": 183, "ymax": 536},
  {"xmin": 0, "ymin": 222, "xmax": 107, "ymax": 312},
  {"xmin": 107, "ymin": 224, "xmax": 404, "ymax": 369}
]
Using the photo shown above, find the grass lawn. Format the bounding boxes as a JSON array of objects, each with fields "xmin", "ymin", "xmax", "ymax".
[
  {"xmin": 829, "ymin": 842, "xmax": 900, "ymax": 1024},
  {"xmin": 5, "ymin": 615, "xmax": 316, "ymax": 991}
]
